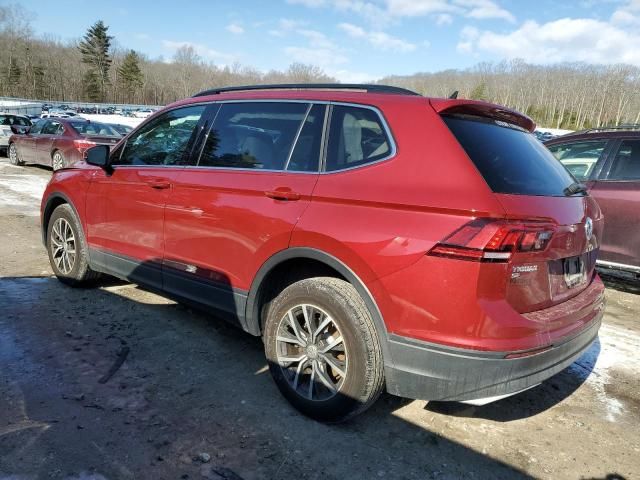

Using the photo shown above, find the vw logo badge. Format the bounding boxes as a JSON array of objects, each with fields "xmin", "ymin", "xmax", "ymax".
[{"xmin": 585, "ymin": 217, "xmax": 593, "ymax": 241}]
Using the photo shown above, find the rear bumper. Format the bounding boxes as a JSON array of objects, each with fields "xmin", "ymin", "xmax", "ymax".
[{"xmin": 384, "ymin": 308, "xmax": 602, "ymax": 402}]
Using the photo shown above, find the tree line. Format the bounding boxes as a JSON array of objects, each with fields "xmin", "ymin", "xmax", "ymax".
[
  {"xmin": 0, "ymin": 5, "xmax": 333, "ymax": 106},
  {"xmin": 380, "ymin": 60, "xmax": 640, "ymax": 130},
  {"xmin": 1, "ymin": 3, "xmax": 639, "ymax": 129}
]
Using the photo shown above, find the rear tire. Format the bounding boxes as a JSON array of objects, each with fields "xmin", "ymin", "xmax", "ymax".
[
  {"xmin": 47, "ymin": 204, "xmax": 101, "ymax": 286},
  {"xmin": 8, "ymin": 143, "xmax": 23, "ymax": 166},
  {"xmin": 264, "ymin": 277, "xmax": 384, "ymax": 422},
  {"xmin": 52, "ymin": 150, "xmax": 66, "ymax": 171}
]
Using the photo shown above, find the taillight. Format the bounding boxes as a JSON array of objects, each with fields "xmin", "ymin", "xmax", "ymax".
[
  {"xmin": 74, "ymin": 139, "xmax": 97, "ymax": 153},
  {"xmin": 428, "ymin": 218, "xmax": 555, "ymax": 263}
]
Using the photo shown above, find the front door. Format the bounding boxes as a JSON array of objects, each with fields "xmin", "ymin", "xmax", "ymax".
[
  {"xmin": 85, "ymin": 105, "xmax": 207, "ymax": 289},
  {"xmin": 18, "ymin": 120, "xmax": 45, "ymax": 163},
  {"xmin": 163, "ymin": 102, "xmax": 325, "ymax": 323}
]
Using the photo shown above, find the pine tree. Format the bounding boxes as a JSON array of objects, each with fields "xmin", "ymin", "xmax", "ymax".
[
  {"xmin": 78, "ymin": 20, "xmax": 112, "ymax": 102},
  {"xmin": 469, "ymin": 81, "xmax": 487, "ymax": 101},
  {"xmin": 83, "ymin": 70, "xmax": 102, "ymax": 102},
  {"xmin": 118, "ymin": 50, "xmax": 144, "ymax": 103},
  {"xmin": 6, "ymin": 57, "xmax": 21, "ymax": 96}
]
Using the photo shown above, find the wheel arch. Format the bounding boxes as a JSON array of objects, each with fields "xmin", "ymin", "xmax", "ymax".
[
  {"xmin": 41, "ymin": 192, "xmax": 81, "ymax": 246},
  {"xmin": 244, "ymin": 247, "xmax": 392, "ymax": 363}
]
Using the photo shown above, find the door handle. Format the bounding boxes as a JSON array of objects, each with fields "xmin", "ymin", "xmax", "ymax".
[
  {"xmin": 147, "ymin": 180, "xmax": 171, "ymax": 189},
  {"xmin": 264, "ymin": 189, "xmax": 301, "ymax": 201}
]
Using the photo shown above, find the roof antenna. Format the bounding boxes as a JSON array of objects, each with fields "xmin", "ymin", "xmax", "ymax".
[{"xmin": 448, "ymin": 90, "xmax": 459, "ymax": 99}]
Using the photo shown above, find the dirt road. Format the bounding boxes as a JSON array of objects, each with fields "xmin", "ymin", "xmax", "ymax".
[{"xmin": 1, "ymin": 158, "xmax": 638, "ymax": 480}]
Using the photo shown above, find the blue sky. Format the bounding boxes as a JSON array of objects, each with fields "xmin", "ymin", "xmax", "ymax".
[{"xmin": 19, "ymin": 0, "xmax": 640, "ymax": 82}]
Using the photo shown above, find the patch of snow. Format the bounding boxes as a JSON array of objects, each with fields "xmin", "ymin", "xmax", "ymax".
[
  {"xmin": 536, "ymin": 127, "xmax": 574, "ymax": 136},
  {"xmin": 0, "ymin": 173, "xmax": 49, "ymax": 201},
  {"xmin": 78, "ymin": 114, "xmax": 144, "ymax": 128},
  {"xmin": 569, "ymin": 323, "xmax": 639, "ymax": 422},
  {"xmin": 0, "ymin": 171, "xmax": 49, "ymax": 216}
]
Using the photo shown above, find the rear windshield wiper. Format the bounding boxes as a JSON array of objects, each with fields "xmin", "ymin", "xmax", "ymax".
[{"xmin": 564, "ymin": 182, "xmax": 588, "ymax": 196}]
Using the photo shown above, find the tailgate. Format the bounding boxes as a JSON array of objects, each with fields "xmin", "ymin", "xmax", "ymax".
[{"xmin": 496, "ymin": 193, "xmax": 603, "ymax": 312}]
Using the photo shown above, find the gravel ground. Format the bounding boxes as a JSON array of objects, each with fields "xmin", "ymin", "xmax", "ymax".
[{"xmin": 0, "ymin": 158, "xmax": 638, "ymax": 480}]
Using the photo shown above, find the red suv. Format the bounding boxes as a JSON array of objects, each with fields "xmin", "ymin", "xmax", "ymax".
[{"xmin": 41, "ymin": 84, "xmax": 605, "ymax": 422}]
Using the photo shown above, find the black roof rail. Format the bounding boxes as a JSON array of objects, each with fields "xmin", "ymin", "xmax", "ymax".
[{"xmin": 192, "ymin": 83, "xmax": 420, "ymax": 98}]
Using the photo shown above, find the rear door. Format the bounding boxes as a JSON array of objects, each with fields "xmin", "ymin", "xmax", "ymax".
[
  {"xmin": 85, "ymin": 104, "xmax": 207, "ymax": 289},
  {"xmin": 36, "ymin": 120, "xmax": 62, "ymax": 166},
  {"xmin": 589, "ymin": 137, "xmax": 640, "ymax": 270},
  {"xmin": 16, "ymin": 120, "xmax": 43, "ymax": 163},
  {"xmin": 163, "ymin": 101, "xmax": 324, "ymax": 321}
]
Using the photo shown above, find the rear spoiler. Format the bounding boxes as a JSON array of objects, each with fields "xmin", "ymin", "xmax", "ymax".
[{"xmin": 430, "ymin": 98, "xmax": 536, "ymax": 133}]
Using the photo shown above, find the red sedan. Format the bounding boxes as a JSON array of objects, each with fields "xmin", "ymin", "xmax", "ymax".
[{"xmin": 8, "ymin": 118, "xmax": 121, "ymax": 170}]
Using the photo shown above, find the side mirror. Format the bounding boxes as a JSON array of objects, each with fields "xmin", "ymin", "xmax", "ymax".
[
  {"xmin": 10, "ymin": 125, "xmax": 30, "ymax": 135},
  {"xmin": 85, "ymin": 145, "xmax": 110, "ymax": 169}
]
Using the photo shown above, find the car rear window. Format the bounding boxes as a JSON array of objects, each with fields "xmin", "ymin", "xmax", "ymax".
[
  {"xmin": 443, "ymin": 115, "xmax": 576, "ymax": 196},
  {"xmin": 69, "ymin": 121, "xmax": 120, "ymax": 136}
]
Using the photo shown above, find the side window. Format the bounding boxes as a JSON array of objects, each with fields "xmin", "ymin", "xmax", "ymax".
[
  {"xmin": 29, "ymin": 121, "xmax": 44, "ymax": 135},
  {"xmin": 199, "ymin": 102, "xmax": 309, "ymax": 170},
  {"xmin": 287, "ymin": 104, "xmax": 325, "ymax": 172},
  {"xmin": 548, "ymin": 140, "xmax": 607, "ymax": 181},
  {"xmin": 608, "ymin": 139, "xmax": 640, "ymax": 181},
  {"xmin": 114, "ymin": 105, "xmax": 205, "ymax": 166},
  {"xmin": 41, "ymin": 121, "xmax": 61, "ymax": 135},
  {"xmin": 325, "ymin": 105, "xmax": 392, "ymax": 172}
]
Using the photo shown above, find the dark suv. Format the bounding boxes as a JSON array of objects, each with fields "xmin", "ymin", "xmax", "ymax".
[
  {"xmin": 546, "ymin": 126, "xmax": 640, "ymax": 276},
  {"xmin": 41, "ymin": 84, "xmax": 605, "ymax": 422}
]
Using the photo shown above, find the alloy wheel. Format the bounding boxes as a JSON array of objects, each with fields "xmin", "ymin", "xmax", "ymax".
[
  {"xmin": 50, "ymin": 218, "xmax": 76, "ymax": 274},
  {"xmin": 52, "ymin": 152, "xmax": 64, "ymax": 171},
  {"xmin": 9, "ymin": 144, "xmax": 18, "ymax": 165},
  {"xmin": 275, "ymin": 304, "xmax": 348, "ymax": 401}
]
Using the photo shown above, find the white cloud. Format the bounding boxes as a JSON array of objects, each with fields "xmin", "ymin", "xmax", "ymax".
[
  {"xmin": 283, "ymin": 26, "xmax": 349, "ymax": 68},
  {"xmin": 611, "ymin": 0, "xmax": 640, "ymax": 25},
  {"xmin": 435, "ymin": 13, "xmax": 454, "ymax": 25},
  {"xmin": 287, "ymin": 0, "xmax": 327, "ymax": 6},
  {"xmin": 162, "ymin": 40, "xmax": 236, "ymax": 62},
  {"xmin": 338, "ymin": 22, "xmax": 416, "ymax": 52},
  {"xmin": 385, "ymin": 0, "xmax": 459, "ymax": 16},
  {"xmin": 284, "ymin": 46, "xmax": 349, "ymax": 66},
  {"xmin": 226, "ymin": 23, "xmax": 244, "ymax": 34},
  {"xmin": 297, "ymin": 29, "xmax": 335, "ymax": 48},
  {"xmin": 456, "ymin": 17, "xmax": 640, "ymax": 65},
  {"xmin": 288, "ymin": 0, "xmax": 515, "ymax": 24},
  {"xmin": 454, "ymin": 0, "xmax": 515, "ymax": 23}
]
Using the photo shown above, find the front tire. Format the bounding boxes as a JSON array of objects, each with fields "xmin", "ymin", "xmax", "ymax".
[
  {"xmin": 8, "ymin": 143, "xmax": 23, "ymax": 165},
  {"xmin": 47, "ymin": 204, "xmax": 100, "ymax": 286},
  {"xmin": 264, "ymin": 277, "xmax": 384, "ymax": 422}
]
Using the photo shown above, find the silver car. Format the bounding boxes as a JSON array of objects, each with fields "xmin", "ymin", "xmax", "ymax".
[{"xmin": 0, "ymin": 114, "xmax": 32, "ymax": 155}]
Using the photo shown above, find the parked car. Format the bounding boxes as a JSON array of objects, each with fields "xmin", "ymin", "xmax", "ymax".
[
  {"xmin": 0, "ymin": 114, "xmax": 32, "ymax": 156},
  {"xmin": 8, "ymin": 118, "xmax": 121, "ymax": 170},
  {"xmin": 40, "ymin": 84, "xmax": 605, "ymax": 422},
  {"xmin": 108, "ymin": 123, "xmax": 133, "ymax": 136},
  {"xmin": 534, "ymin": 130, "xmax": 556, "ymax": 142},
  {"xmin": 133, "ymin": 108, "xmax": 154, "ymax": 118},
  {"xmin": 546, "ymin": 125, "xmax": 640, "ymax": 276}
]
